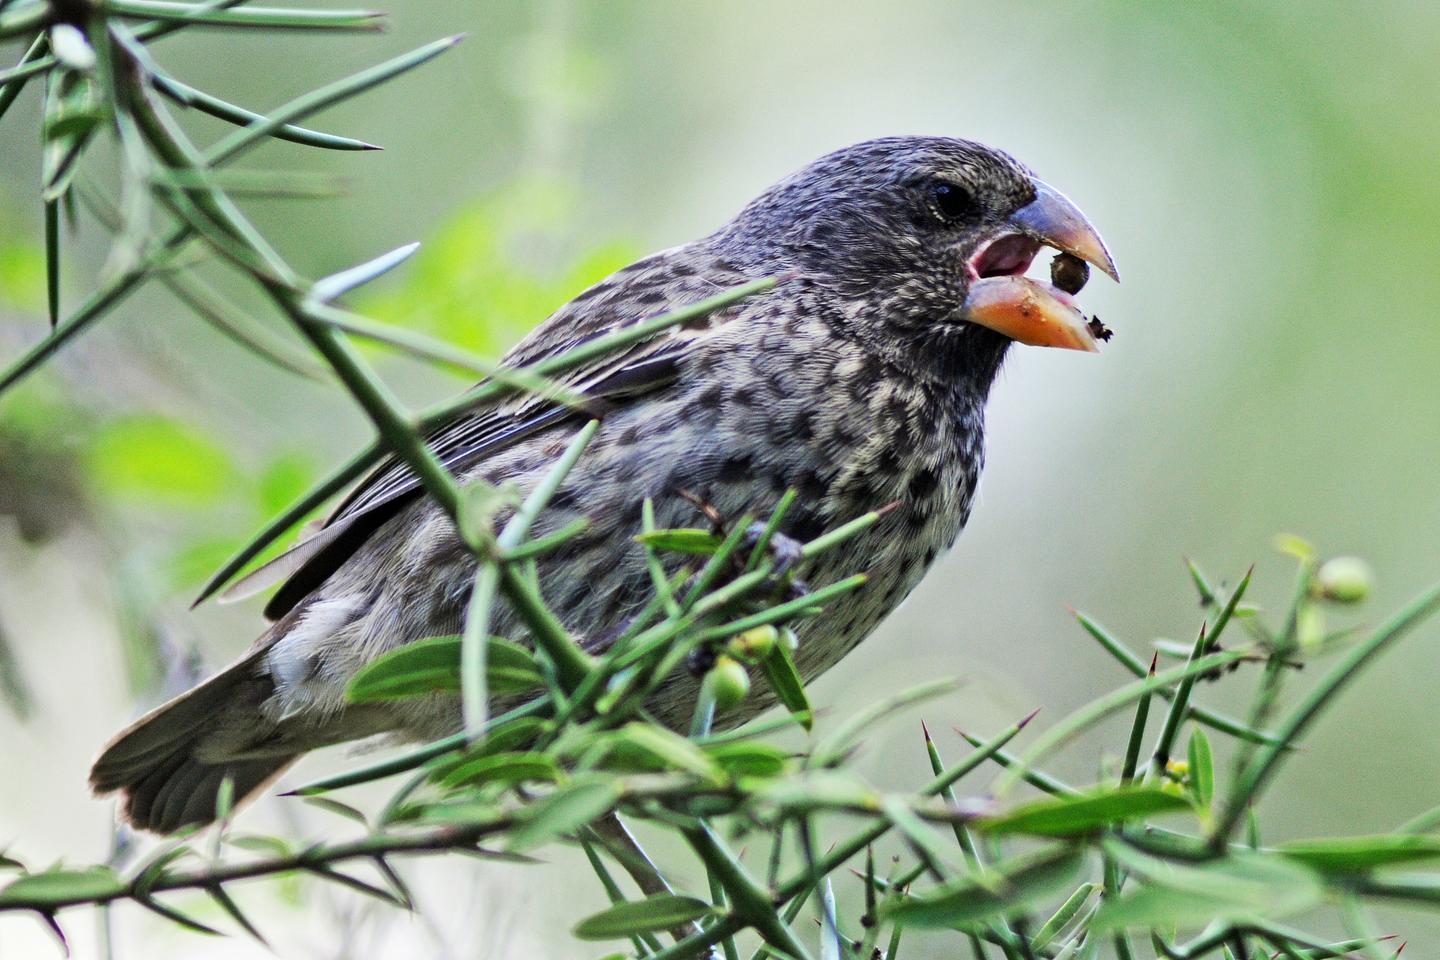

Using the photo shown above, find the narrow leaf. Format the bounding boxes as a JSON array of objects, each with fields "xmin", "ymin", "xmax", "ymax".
[
  {"xmin": 312, "ymin": 242, "xmax": 420, "ymax": 302},
  {"xmin": 435, "ymin": 751, "xmax": 561, "ymax": 791},
  {"xmin": 704, "ymin": 742, "xmax": 791, "ymax": 779},
  {"xmin": 760, "ymin": 640, "xmax": 811, "ymax": 731},
  {"xmin": 43, "ymin": 197, "xmax": 59, "ymax": 327},
  {"xmin": 1188, "ymin": 728, "xmax": 1215, "ymax": 807},
  {"xmin": 1032, "ymin": 882, "xmax": 1097, "ymax": 951},
  {"xmin": 346, "ymin": 635, "xmax": 542, "ymax": 703},
  {"xmin": 978, "ymin": 786, "xmax": 1191, "ymax": 838},
  {"xmin": 207, "ymin": 884, "xmax": 269, "ymax": 945},
  {"xmin": 0, "ymin": 867, "xmax": 125, "ymax": 907},
  {"xmin": 152, "ymin": 71, "xmax": 377, "ymax": 151},
  {"xmin": 602, "ymin": 723, "xmax": 726, "ymax": 783},
  {"xmin": 1278, "ymin": 834, "xmax": 1440, "ymax": 873},
  {"xmin": 1096, "ymin": 842, "xmax": 1324, "ymax": 931},
  {"xmin": 106, "ymin": 0, "xmax": 385, "ymax": 31},
  {"xmin": 205, "ymin": 35, "xmax": 463, "ymax": 166},
  {"xmin": 635, "ymin": 528, "xmax": 725, "ymax": 555},
  {"xmin": 573, "ymin": 894, "xmax": 716, "ymax": 941},
  {"xmin": 508, "ymin": 780, "xmax": 618, "ymax": 852}
]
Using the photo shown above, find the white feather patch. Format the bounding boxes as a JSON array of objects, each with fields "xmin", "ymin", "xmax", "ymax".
[{"xmin": 265, "ymin": 595, "xmax": 364, "ymax": 719}]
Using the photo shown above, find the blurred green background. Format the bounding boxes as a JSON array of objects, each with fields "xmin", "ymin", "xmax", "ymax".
[{"xmin": 2, "ymin": 1, "xmax": 1439, "ymax": 956}]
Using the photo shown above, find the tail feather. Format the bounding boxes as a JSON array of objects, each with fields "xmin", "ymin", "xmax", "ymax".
[
  {"xmin": 90, "ymin": 650, "xmax": 296, "ymax": 834},
  {"xmin": 127, "ymin": 753, "xmax": 296, "ymax": 834}
]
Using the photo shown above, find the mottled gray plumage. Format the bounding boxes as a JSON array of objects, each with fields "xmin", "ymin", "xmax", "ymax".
[{"xmin": 91, "ymin": 136, "xmax": 1114, "ymax": 832}]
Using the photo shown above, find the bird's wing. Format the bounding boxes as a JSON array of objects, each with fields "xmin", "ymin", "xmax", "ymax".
[{"xmin": 221, "ymin": 251, "xmax": 757, "ymax": 620}]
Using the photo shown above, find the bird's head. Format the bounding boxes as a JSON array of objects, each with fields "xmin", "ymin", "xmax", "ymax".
[{"xmin": 719, "ymin": 136, "xmax": 1118, "ymax": 383}]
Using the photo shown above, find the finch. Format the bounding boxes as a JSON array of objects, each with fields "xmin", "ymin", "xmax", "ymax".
[{"xmin": 91, "ymin": 136, "xmax": 1117, "ymax": 832}]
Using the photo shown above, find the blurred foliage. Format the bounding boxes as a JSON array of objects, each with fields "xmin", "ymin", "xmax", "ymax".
[
  {"xmin": 86, "ymin": 415, "xmax": 241, "ymax": 506},
  {"xmin": 361, "ymin": 178, "xmax": 639, "ymax": 359},
  {"xmin": 0, "ymin": 238, "xmax": 44, "ymax": 312},
  {"xmin": 0, "ymin": 380, "xmax": 90, "ymax": 541}
]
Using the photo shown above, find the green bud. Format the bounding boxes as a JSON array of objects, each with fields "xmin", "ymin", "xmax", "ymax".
[
  {"xmin": 1297, "ymin": 603, "xmax": 1326, "ymax": 650},
  {"xmin": 703, "ymin": 656, "xmax": 751, "ymax": 713},
  {"xmin": 1274, "ymin": 533, "xmax": 1316, "ymax": 563},
  {"xmin": 1315, "ymin": 556, "xmax": 1373, "ymax": 604},
  {"xmin": 726, "ymin": 625, "xmax": 778, "ymax": 663},
  {"xmin": 779, "ymin": 627, "xmax": 800, "ymax": 653}
]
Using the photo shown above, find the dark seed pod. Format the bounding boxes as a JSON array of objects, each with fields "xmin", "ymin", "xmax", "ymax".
[
  {"xmin": 1050, "ymin": 252, "xmax": 1089, "ymax": 296},
  {"xmin": 686, "ymin": 644, "xmax": 718, "ymax": 677}
]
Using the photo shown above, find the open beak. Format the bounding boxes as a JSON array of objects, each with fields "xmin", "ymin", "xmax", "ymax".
[{"xmin": 961, "ymin": 178, "xmax": 1118, "ymax": 352}]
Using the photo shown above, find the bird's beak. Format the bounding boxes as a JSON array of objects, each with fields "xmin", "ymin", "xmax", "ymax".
[{"xmin": 961, "ymin": 178, "xmax": 1118, "ymax": 352}]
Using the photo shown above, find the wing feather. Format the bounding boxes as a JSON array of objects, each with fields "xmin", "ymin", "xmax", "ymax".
[{"xmin": 218, "ymin": 249, "xmax": 757, "ymax": 620}]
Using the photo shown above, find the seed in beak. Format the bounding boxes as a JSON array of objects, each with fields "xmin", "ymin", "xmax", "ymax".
[{"xmin": 1050, "ymin": 251, "xmax": 1090, "ymax": 296}]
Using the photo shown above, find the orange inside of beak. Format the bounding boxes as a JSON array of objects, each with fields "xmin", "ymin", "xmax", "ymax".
[{"xmin": 962, "ymin": 274, "xmax": 1100, "ymax": 352}]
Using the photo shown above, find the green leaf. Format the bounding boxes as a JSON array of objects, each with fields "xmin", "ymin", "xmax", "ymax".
[
  {"xmin": 313, "ymin": 242, "xmax": 421, "ymax": 302},
  {"xmin": 979, "ymin": 786, "xmax": 1192, "ymax": 837},
  {"xmin": 1032, "ymin": 882, "xmax": 1097, "ymax": 951},
  {"xmin": 104, "ymin": 0, "xmax": 386, "ymax": 31},
  {"xmin": 134, "ymin": 894, "xmax": 222, "ymax": 935},
  {"xmin": 214, "ymin": 774, "xmax": 236, "ymax": 823},
  {"xmin": 885, "ymin": 845, "xmax": 1085, "ymax": 928},
  {"xmin": 1188, "ymin": 728, "xmax": 1215, "ymax": 807},
  {"xmin": 151, "ymin": 71, "xmax": 377, "ymax": 152},
  {"xmin": 226, "ymin": 834, "xmax": 293, "ymax": 858},
  {"xmin": 44, "ymin": 197, "xmax": 58, "ymax": 328},
  {"xmin": 703, "ymin": 742, "xmax": 791, "ymax": 779},
  {"xmin": 207, "ymin": 883, "xmax": 270, "ymax": 946},
  {"xmin": 45, "ymin": 105, "xmax": 105, "ymax": 142},
  {"xmin": 301, "ymin": 796, "xmax": 368, "ymax": 826},
  {"xmin": 204, "ymin": 35, "xmax": 463, "ymax": 167},
  {"xmin": 1095, "ymin": 843, "xmax": 1324, "ymax": 932},
  {"xmin": 760, "ymin": 641, "xmax": 811, "ymax": 731},
  {"xmin": 573, "ymin": 894, "xmax": 717, "ymax": 941},
  {"xmin": 753, "ymin": 771, "xmax": 878, "ymax": 813},
  {"xmin": 346, "ymin": 635, "xmax": 542, "ymax": 703},
  {"xmin": 0, "ymin": 867, "xmax": 125, "ymax": 907},
  {"xmin": 424, "ymin": 716, "xmax": 550, "ymax": 783},
  {"xmin": 435, "ymin": 751, "xmax": 561, "ymax": 791},
  {"xmin": 634, "ymin": 528, "xmax": 725, "ymax": 555},
  {"xmin": 41, "ymin": 72, "xmax": 101, "ymax": 199},
  {"xmin": 599, "ymin": 724, "xmax": 726, "ymax": 783},
  {"xmin": 508, "ymin": 780, "xmax": 618, "ymax": 852},
  {"xmin": 1277, "ymin": 834, "xmax": 1440, "ymax": 873}
]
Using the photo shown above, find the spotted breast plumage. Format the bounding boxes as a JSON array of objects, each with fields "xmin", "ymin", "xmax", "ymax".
[{"xmin": 90, "ymin": 135, "xmax": 1117, "ymax": 832}]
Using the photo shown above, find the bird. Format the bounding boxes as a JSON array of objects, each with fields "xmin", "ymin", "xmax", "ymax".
[{"xmin": 90, "ymin": 136, "xmax": 1117, "ymax": 833}]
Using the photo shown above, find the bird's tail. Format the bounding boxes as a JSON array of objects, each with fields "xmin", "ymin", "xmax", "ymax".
[{"xmin": 89, "ymin": 650, "xmax": 296, "ymax": 834}]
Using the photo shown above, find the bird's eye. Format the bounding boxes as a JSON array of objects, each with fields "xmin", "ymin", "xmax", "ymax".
[{"xmin": 932, "ymin": 182, "xmax": 978, "ymax": 221}]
